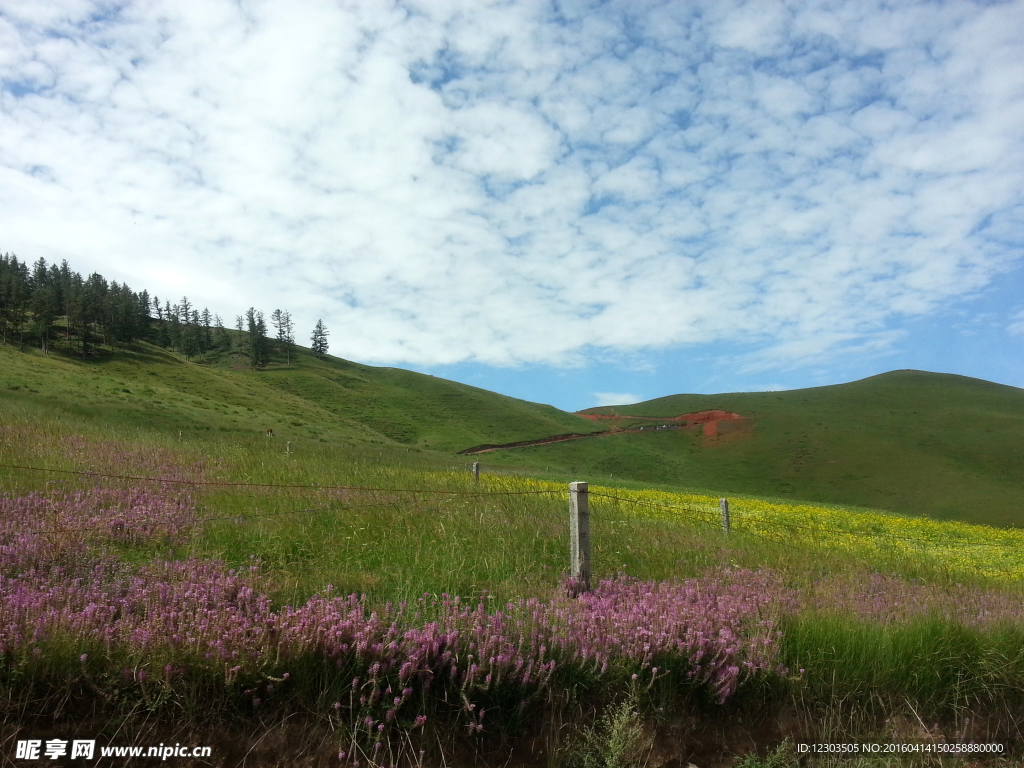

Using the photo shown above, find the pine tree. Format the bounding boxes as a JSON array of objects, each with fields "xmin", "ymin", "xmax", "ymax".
[
  {"xmin": 213, "ymin": 314, "xmax": 230, "ymax": 350},
  {"xmin": 246, "ymin": 307, "xmax": 269, "ymax": 370},
  {"xmin": 0, "ymin": 255, "xmax": 27, "ymax": 347},
  {"xmin": 107, "ymin": 282, "xmax": 135, "ymax": 347},
  {"xmin": 30, "ymin": 258, "xmax": 57, "ymax": 354},
  {"xmin": 0, "ymin": 254, "xmax": 31, "ymax": 349},
  {"xmin": 235, "ymin": 315, "xmax": 246, "ymax": 355},
  {"xmin": 271, "ymin": 309, "xmax": 295, "ymax": 366},
  {"xmin": 310, "ymin": 319, "xmax": 329, "ymax": 359},
  {"xmin": 179, "ymin": 313, "xmax": 198, "ymax": 361},
  {"xmin": 167, "ymin": 301, "xmax": 181, "ymax": 351},
  {"xmin": 76, "ymin": 272, "xmax": 108, "ymax": 355},
  {"xmin": 58, "ymin": 260, "xmax": 74, "ymax": 347},
  {"xmin": 181, "ymin": 309, "xmax": 203, "ymax": 360},
  {"xmin": 200, "ymin": 308, "xmax": 213, "ymax": 352},
  {"xmin": 154, "ymin": 298, "xmax": 171, "ymax": 348},
  {"xmin": 0, "ymin": 254, "xmax": 153, "ymax": 353}
]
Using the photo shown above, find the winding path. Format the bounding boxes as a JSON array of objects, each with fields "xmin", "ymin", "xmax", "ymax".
[{"xmin": 457, "ymin": 410, "xmax": 747, "ymax": 455}]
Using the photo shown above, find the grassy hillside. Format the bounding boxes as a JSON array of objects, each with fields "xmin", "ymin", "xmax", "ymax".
[
  {"xmin": 3, "ymin": 344, "xmax": 1024, "ymax": 763},
  {"xmin": 0, "ymin": 338, "xmax": 602, "ymax": 455},
  {"xmin": 1, "ymin": 408, "xmax": 1022, "ymax": 765},
  {"xmin": 547, "ymin": 370, "xmax": 1024, "ymax": 528},
  {"xmin": 4, "ymin": 338, "xmax": 1024, "ymax": 530}
]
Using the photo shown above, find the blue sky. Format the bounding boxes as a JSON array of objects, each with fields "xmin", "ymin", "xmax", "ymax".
[{"xmin": 2, "ymin": 0, "xmax": 1023, "ymax": 411}]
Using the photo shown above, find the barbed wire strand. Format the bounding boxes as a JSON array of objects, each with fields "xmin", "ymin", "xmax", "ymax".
[
  {"xmin": 0, "ymin": 462, "xmax": 566, "ymax": 497},
  {"xmin": 589, "ymin": 491, "xmax": 1020, "ymax": 551},
  {"xmin": 588, "ymin": 491, "xmax": 721, "ymax": 528},
  {"xmin": 2, "ymin": 463, "xmax": 1016, "ymax": 555},
  {"xmin": 3, "ymin": 491, "xmax": 572, "ymax": 537}
]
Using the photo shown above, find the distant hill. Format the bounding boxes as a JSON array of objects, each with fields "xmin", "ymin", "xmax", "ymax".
[
  {"xmin": 3, "ymin": 339, "xmax": 1022, "ymax": 529},
  {"xmin": 0, "ymin": 339, "xmax": 602, "ymax": 455},
  {"xmin": 540, "ymin": 370, "xmax": 1023, "ymax": 528}
]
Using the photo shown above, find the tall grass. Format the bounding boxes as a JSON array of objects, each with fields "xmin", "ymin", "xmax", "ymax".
[{"xmin": 2, "ymin": 406, "xmax": 1023, "ymax": 763}]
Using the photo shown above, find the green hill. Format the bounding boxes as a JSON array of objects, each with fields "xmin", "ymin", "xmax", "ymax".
[
  {"xmin": 0, "ymin": 340, "xmax": 602, "ymax": 455},
  {"xmin": 541, "ymin": 370, "xmax": 1023, "ymax": 528},
  {"xmin": 3, "ymin": 336, "xmax": 1023, "ymax": 529}
]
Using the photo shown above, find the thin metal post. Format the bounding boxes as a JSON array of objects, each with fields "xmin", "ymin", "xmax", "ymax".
[
  {"xmin": 719, "ymin": 498, "xmax": 730, "ymax": 534},
  {"xmin": 569, "ymin": 481, "xmax": 591, "ymax": 592}
]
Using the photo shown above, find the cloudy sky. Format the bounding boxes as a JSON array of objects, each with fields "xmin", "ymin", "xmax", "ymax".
[{"xmin": 2, "ymin": 1, "xmax": 1023, "ymax": 411}]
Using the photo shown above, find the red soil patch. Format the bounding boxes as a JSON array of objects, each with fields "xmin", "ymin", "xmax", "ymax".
[{"xmin": 579, "ymin": 409, "xmax": 746, "ymax": 438}]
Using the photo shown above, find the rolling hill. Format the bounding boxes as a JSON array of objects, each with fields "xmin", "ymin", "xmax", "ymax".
[
  {"xmin": 2, "ymin": 336, "xmax": 1022, "ymax": 529},
  {"xmin": 538, "ymin": 370, "xmax": 1024, "ymax": 528},
  {"xmin": 0, "ymin": 339, "xmax": 603, "ymax": 455}
]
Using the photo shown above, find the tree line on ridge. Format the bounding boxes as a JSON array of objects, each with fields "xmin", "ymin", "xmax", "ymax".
[{"xmin": 0, "ymin": 253, "xmax": 329, "ymax": 369}]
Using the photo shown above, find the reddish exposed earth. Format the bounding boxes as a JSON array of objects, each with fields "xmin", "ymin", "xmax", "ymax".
[
  {"xmin": 579, "ymin": 409, "xmax": 745, "ymax": 437},
  {"xmin": 457, "ymin": 410, "xmax": 748, "ymax": 455}
]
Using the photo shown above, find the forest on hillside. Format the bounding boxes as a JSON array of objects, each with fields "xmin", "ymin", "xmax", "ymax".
[{"xmin": 0, "ymin": 253, "xmax": 328, "ymax": 368}]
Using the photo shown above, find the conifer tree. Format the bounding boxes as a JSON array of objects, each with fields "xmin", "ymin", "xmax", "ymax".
[
  {"xmin": 152, "ymin": 297, "xmax": 166, "ymax": 347},
  {"xmin": 235, "ymin": 315, "xmax": 246, "ymax": 355},
  {"xmin": 30, "ymin": 258, "xmax": 57, "ymax": 354},
  {"xmin": 180, "ymin": 310, "xmax": 199, "ymax": 360},
  {"xmin": 246, "ymin": 307, "xmax": 269, "ymax": 370},
  {"xmin": 213, "ymin": 314, "xmax": 230, "ymax": 350},
  {"xmin": 271, "ymin": 308, "xmax": 295, "ymax": 366},
  {"xmin": 310, "ymin": 319, "xmax": 329, "ymax": 359},
  {"xmin": 0, "ymin": 254, "xmax": 30, "ymax": 347},
  {"xmin": 167, "ymin": 301, "xmax": 181, "ymax": 351},
  {"xmin": 200, "ymin": 308, "xmax": 213, "ymax": 352}
]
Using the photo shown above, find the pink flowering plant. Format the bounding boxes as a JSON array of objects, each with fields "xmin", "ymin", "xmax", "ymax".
[
  {"xmin": 7, "ymin": 473, "xmax": 1020, "ymax": 760},
  {"xmin": 0, "ymin": 482, "xmax": 803, "ymax": 753}
]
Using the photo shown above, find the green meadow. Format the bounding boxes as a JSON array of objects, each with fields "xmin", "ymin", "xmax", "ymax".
[
  {"xmin": 481, "ymin": 370, "xmax": 1024, "ymax": 529},
  {"xmin": 6, "ymin": 336, "xmax": 1024, "ymax": 531},
  {"xmin": 2, "ymin": 339, "xmax": 1023, "ymax": 766}
]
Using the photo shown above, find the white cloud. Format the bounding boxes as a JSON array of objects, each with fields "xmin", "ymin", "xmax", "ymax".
[
  {"xmin": 0, "ymin": 0, "xmax": 1022, "ymax": 375},
  {"xmin": 1008, "ymin": 310, "xmax": 1024, "ymax": 337},
  {"xmin": 592, "ymin": 392, "xmax": 642, "ymax": 407}
]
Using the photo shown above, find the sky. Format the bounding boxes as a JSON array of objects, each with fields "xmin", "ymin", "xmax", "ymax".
[{"xmin": 2, "ymin": 0, "xmax": 1023, "ymax": 412}]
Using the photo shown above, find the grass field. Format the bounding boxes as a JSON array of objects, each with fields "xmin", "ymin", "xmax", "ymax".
[
  {"xmin": 6, "ymin": 341, "xmax": 1024, "ymax": 532},
  {"xmin": 2, "ymin": 341, "xmax": 1024, "ymax": 766},
  {"xmin": 570, "ymin": 370, "xmax": 1024, "ymax": 528},
  {"xmin": 0, "ymin": 337, "xmax": 604, "ymax": 455}
]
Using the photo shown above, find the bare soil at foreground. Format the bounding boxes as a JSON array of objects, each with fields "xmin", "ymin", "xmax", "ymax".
[{"xmin": 4, "ymin": 700, "xmax": 1020, "ymax": 768}]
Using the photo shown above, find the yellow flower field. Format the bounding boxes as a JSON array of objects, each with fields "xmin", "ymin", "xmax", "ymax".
[{"xmin": 452, "ymin": 471, "xmax": 1024, "ymax": 581}]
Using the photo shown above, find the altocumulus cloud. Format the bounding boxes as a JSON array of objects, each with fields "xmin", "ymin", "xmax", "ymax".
[{"xmin": 1, "ymin": 0, "xmax": 1023, "ymax": 371}]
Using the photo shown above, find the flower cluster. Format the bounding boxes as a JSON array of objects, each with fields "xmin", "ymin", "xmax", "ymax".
[
  {"xmin": 473, "ymin": 475, "xmax": 1024, "ymax": 580},
  {"xmin": 0, "ymin": 484, "xmax": 796, "ymax": 719},
  {"xmin": 0, "ymin": 485, "xmax": 195, "ymax": 578}
]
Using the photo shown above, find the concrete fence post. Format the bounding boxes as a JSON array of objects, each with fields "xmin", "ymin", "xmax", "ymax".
[
  {"xmin": 719, "ymin": 498, "xmax": 730, "ymax": 534},
  {"xmin": 472, "ymin": 462, "xmax": 480, "ymax": 484}
]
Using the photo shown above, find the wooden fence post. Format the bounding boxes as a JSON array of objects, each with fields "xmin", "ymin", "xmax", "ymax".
[
  {"xmin": 569, "ymin": 481, "xmax": 591, "ymax": 592},
  {"xmin": 719, "ymin": 498, "xmax": 730, "ymax": 534},
  {"xmin": 472, "ymin": 462, "xmax": 480, "ymax": 484}
]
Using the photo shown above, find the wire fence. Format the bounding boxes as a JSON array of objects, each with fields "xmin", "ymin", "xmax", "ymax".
[
  {"xmin": 0, "ymin": 462, "xmax": 564, "ymax": 496},
  {"xmin": 2, "ymin": 462, "xmax": 1020, "ymax": 571}
]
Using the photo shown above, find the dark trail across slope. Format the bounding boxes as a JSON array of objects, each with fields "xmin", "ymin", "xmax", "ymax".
[{"xmin": 457, "ymin": 410, "xmax": 748, "ymax": 454}]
